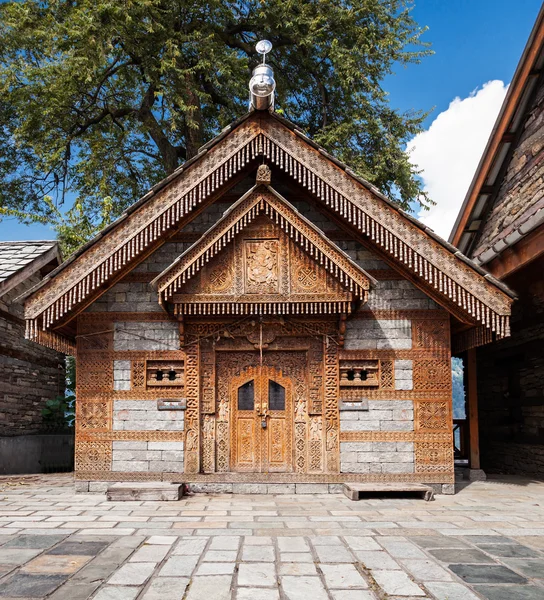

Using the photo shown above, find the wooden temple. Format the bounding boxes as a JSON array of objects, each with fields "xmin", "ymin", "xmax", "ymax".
[{"xmin": 23, "ymin": 106, "xmax": 515, "ymax": 494}]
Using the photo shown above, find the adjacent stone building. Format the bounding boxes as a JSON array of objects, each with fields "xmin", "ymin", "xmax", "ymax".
[
  {"xmin": 0, "ymin": 241, "xmax": 66, "ymax": 473},
  {"xmin": 24, "ymin": 106, "xmax": 514, "ymax": 493},
  {"xmin": 450, "ymin": 6, "xmax": 544, "ymax": 476}
]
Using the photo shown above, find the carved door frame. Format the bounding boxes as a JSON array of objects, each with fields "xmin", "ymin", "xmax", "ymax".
[{"xmin": 183, "ymin": 319, "xmax": 340, "ymax": 476}]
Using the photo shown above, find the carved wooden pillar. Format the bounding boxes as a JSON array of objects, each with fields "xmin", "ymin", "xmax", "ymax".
[
  {"xmin": 184, "ymin": 341, "xmax": 200, "ymax": 473},
  {"xmin": 324, "ymin": 338, "xmax": 340, "ymax": 473}
]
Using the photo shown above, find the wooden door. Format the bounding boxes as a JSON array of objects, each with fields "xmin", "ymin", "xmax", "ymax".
[{"xmin": 231, "ymin": 366, "xmax": 293, "ymax": 473}]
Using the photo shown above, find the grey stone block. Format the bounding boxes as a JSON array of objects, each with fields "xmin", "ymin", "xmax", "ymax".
[
  {"xmin": 340, "ymin": 451, "xmax": 358, "ymax": 463},
  {"xmin": 112, "ymin": 441, "xmax": 148, "ymax": 450},
  {"xmin": 377, "ymin": 338, "xmax": 412, "ymax": 350},
  {"xmin": 340, "ymin": 442, "xmax": 373, "ymax": 452},
  {"xmin": 267, "ymin": 483, "xmax": 296, "ymax": 494},
  {"xmin": 339, "ymin": 400, "xmax": 369, "ymax": 411},
  {"xmin": 393, "ymin": 408, "xmax": 414, "ymax": 420},
  {"xmin": 75, "ymin": 481, "xmax": 89, "ymax": 493},
  {"xmin": 395, "ymin": 379, "xmax": 414, "ymax": 390},
  {"xmin": 362, "ymin": 410, "xmax": 392, "ymax": 421},
  {"xmin": 344, "ymin": 338, "xmax": 378, "ymax": 350},
  {"xmin": 114, "ymin": 400, "xmax": 157, "ymax": 411},
  {"xmin": 339, "ymin": 411, "xmax": 360, "ymax": 421},
  {"xmin": 148, "ymin": 441, "xmax": 184, "ymax": 450},
  {"xmin": 149, "ymin": 460, "xmax": 184, "ymax": 472},
  {"xmin": 112, "ymin": 450, "xmax": 161, "ymax": 461},
  {"xmin": 368, "ymin": 400, "xmax": 413, "ymax": 410},
  {"xmin": 296, "ymin": 483, "xmax": 329, "ymax": 494},
  {"xmin": 372, "ymin": 442, "xmax": 397, "ymax": 452},
  {"xmin": 442, "ymin": 484, "xmax": 455, "ymax": 495},
  {"xmin": 188, "ymin": 483, "xmax": 233, "ymax": 493},
  {"xmin": 113, "ymin": 380, "xmax": 131, "ymax": 391},
  {"xmin": 113, "ymin": 359, "xmax": 131, "ymax": 371},
  {"xmin": 111, "ymin": 461, "xmax": 149, "ymax": 472},
  {"xmin": 341, "ymin": 463, "xmax": 370, "ymax": 473},
  {"xmin": 381, "ymin": 463, "xmax": 415, "ymax": 474},
  {"xmin": 341, "ymin": 420, "xmax": 380, "ymax": 431},
  {"xmin": 162, "ymin": 450, "xmax": 185, "ymax": 462},
  {"xmin": 88, "ymin": 482, "xmax": 109, "ymax": 493},
  {"xmin": 107, "ymin": 482, "xmax": 183, "ymax": 502},
  {"xmin": 383, "ymin": 421, "xmax": 414, "ymax": 431},
  {"xmin": 232, "ymin": 483, "xmax": 268, "ymax": 494}
]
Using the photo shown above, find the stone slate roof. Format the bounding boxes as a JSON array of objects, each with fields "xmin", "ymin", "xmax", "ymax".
[{"xmin": 0, "ymin": 241, "xmax": 58, "ymax": 285}]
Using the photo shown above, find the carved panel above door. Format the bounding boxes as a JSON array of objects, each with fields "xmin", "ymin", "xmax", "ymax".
[{"xmin": 172, "ymin": 216, "xmax": 354, "ymax": 315}]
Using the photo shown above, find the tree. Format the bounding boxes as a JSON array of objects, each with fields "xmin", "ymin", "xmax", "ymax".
[{"xmin": 0, "ymin": 0, "xmax": 431, "ymax": 252}]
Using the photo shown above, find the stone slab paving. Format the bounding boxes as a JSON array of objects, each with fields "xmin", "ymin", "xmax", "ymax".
[{"xmin": 0, "ymin": 475, "xmax": 543, "ymax": 599}]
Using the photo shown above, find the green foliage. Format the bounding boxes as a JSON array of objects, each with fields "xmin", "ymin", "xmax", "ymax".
[
  {"xmin": 1, "ymin": 0, "xmax": 432, "ymax": 250},
  {"xmin": 42, "ymin": 357, "xmax": 76, "ymax": 429}
]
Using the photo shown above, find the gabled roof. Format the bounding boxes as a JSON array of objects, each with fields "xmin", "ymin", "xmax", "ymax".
[
  {"xmin": 0, "ymin": 241, "xmax": 61, "ymax": 299},
  {"xmin": 450, "ymin": 5, "xmax": 544, "ymax": 261},
  {"xmin": 151, "ymin": 184, "xmax": 375, "ymax": 313},
  {"xmin": 24, "ymin": 111, "xmax": 515, "ymax": 354}
]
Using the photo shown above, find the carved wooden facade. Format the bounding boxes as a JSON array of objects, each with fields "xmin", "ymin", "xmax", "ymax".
[{"xmin": 24, "ymin": 111, "xmax": 516, "ymax": 488}]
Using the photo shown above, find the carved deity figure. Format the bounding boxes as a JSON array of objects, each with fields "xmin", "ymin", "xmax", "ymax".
[
  {"xmin": 185, "ymin": 429, "xmax": 198, "ymax": 451},
  {"xmin": 309, "ymin": 417, "xmax": 323, "ymax": 440},
  {"xmin": 245, "ymin": 240, "xmax": 278, "ymax": 293},
  {"xmin": 294, "ymin": 400, "xmax": 306, "ymax": 422}
]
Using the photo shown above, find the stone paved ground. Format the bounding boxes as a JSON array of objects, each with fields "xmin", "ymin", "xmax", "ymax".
[{"xmin": 0, "ymin": 474, "xmax": 543, "ymax": 600}]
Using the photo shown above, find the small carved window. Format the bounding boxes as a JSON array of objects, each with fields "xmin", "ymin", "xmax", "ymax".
[
  {"xmin": 268, "ymin": 380, "xmax": 285, "ymax": 411},
  {"xmin": 340, "ymin": 360, "xmax": 380, "ymax": 388},
  {"xmin": 238, "ymin": 380, "xmax": 255, "ymax": 411},
  {"xmin": 146, "ymin": 360, "xmax": 184, "ymax": 387}
]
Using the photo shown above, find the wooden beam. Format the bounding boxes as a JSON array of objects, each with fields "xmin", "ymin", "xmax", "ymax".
[
  {"xmin": 467, "ymin": 348, "xmax": 481, "ymax": 470},
  {"xmin": 486, "ymin": 225, "xmax": 544, "ymax": 280}
]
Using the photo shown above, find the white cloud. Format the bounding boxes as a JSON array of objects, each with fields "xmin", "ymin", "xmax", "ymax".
[{"xmin": 409, "ymin": 80, "xmax": 508, "ymax": 240}]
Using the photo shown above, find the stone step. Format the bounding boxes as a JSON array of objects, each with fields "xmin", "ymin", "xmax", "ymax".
[
  {"xmin": 343, "ymin": 482, "xmax": 434, "ymax": 501},
  {"xmin": 106, "ymin": 482, "xmax": 184, "ymax": 501}
]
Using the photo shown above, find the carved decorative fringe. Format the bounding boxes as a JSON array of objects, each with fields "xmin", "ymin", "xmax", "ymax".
[
  {"xmin": 33, "ymin": 135, "xmax": 263, "ymax": 332},
  {"xmin": 28, "ymin": 128, "xmax": 510, "ymax": 349},
  {"xmin": 452, "ymin": 326, "xmax": 495, "ymax": 355},
  {"xmin": 175, "ymin": 301, "xmax": 352, "ymax": 316},
  {"xmin": 161, "ymin": 194, "xmax": 369, "ymax": 303},
  {"xmin": 25, "ymin": 320, "xmax": 76, "ymax": 355},
  {"xmin": 261, "ymin": 136, "xmax": 510, "ymax": 340}
]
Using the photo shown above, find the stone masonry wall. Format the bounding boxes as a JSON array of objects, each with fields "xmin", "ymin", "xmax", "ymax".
[
  {"xmin": 0, "ymin": 276, "xmax": 65, "ymax": 435},
  {"xmin": 108, "ymin": 322, "xmax": 185, "ymax": 474},
  {"xmin": 473, "ymin": 78, "xmax": 544, "ymax": 259},
  {"xmin": 337, "ymin": 240, "xmax": 447, "ymax": 480}
]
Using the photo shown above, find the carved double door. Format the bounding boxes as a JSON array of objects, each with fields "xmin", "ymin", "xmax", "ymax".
[{"xmin": 231, "ymin": 365, "xmax": 293, "ymax": 473}]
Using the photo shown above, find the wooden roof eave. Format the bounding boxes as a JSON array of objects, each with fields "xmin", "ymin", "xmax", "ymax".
[{"xmin": 23, "ymin": 109, "xmax": 515, "ymax": 352}]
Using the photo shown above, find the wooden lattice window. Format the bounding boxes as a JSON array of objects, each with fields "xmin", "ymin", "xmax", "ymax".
[
  {"xmin": 339, "ymin": 360, "xmax": 380, "ymax": 388},
  {"xmin": 146, "ymin": 360, "xmax": 185, "ymax": 387},
  {"xmin": 339, "ymin": 359, "xmax": 394, "ymax": 394}
]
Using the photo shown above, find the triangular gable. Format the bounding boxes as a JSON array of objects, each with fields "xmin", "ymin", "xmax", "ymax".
[
  {"xmin": 24, "ymin": 111, "xmax": 515, "ymax": 354},
  {"xmin": 151, "ymin": 185, "xmax": 374, "ymax": 315}
]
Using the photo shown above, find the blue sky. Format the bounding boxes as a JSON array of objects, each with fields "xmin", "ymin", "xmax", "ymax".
[
  {"xmin": 386, "ymin": 0, "xmax": 541, "ymax": 126},
  {"xmin": 1, "ymin": 0, "xmax": 542, "ymax": 242}
]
